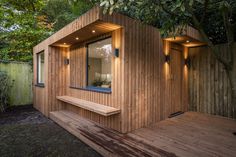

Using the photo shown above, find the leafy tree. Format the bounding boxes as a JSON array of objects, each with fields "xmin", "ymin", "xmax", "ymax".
[
  {"xmin": 98, "ymin": 0, "xmax": 236, "ymax": 106},
  {"xmin": 0, "ymin": 0, "xmax": 51, "ymax": 62},
  {"xmin": 41, "ymin": 0, "xmax": 93, "ymax": 32},
  {"xmin": 0, "ymin": 0, "xmax": 93, "ymax": 62}
]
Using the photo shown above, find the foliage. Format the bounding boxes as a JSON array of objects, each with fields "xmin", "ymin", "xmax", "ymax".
[
  {"xmin": 98, "ymin": 0, "xmax": 236, "ymax": 75},
  {"xmin": 99, "ymin": 0, "xmax": 235, "ymax": 43},
  {"xmin": 0, "ymin": 71, "xmax": 12, "ymax": 112},
  {"xmin": 41, "ymin": 0, "xmax": 93, "ymax": 32},
  {"xmin": 0, "ymin": 0, "xmax": 93, "ymax": 62},
  {"xmin": 0, "ymin": 0, "xmax": 51, "ymax": 62}
]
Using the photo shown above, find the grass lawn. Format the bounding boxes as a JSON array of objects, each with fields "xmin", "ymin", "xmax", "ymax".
[{"xmin": 0, "ymin": 105, "xmax": 101, "ymax": 157}]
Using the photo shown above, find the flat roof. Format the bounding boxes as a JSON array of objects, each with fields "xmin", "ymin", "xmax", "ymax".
[{"xmin": 34, "ymin": 6, "xmax": 205, "ymax": 51}]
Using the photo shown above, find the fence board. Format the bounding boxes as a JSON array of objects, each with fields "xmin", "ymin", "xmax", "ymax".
[
  {"xmin": 188, "ymin": 44, "xmax": 235, "ymax": 119},
  {"xmin": 0, "ymin": 62, "xmax": 33, "ymax": 106}
]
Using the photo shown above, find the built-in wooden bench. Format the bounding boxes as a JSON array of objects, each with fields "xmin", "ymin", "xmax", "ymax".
[{"xmin": 56, "ymin": 96, "xmax": 120, "ymax": 116}]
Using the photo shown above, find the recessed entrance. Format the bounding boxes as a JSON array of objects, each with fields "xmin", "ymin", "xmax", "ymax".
[{"xmin": 169, "ymin": 44, "xmax": 184, "ymax": 115}]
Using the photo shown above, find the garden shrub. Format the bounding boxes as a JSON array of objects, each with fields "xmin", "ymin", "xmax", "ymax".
[{"xmin": 0, "ymin": 71, "xmax": 11, "ymax": 112}]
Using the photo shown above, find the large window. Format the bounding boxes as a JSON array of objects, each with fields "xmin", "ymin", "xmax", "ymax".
[
  {"xmin": 87, "ymin": 38, "xmax": 112, "ymax": 90},
  {"xmin": 37, "ymin": 52, "xmax": 45, "ymax": 85}
]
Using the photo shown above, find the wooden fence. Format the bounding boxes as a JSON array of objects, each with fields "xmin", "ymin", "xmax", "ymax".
[
  {"xmin": 0, "ymin": 62, "xmax": 33, "ymax": 106},
  {"xmin": 188, "ymin": 44, "xmax": 235, "ymax": 119}
]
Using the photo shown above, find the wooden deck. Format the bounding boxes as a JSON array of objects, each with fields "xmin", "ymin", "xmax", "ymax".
[{"xmin": 50, "ymin": 111, "xmax": 236, "ymax": 157}]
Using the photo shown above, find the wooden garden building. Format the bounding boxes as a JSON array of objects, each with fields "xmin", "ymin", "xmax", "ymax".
[
  {"xmin": 33, "ymin": 6, "xmax": 236, "ymax": 157},
  {"xmin": 33, "ymin": 6, "xmax": 205, "ymax": 133}
]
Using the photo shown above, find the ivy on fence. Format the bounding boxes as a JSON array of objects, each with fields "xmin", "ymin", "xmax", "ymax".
[{"xmin": 0, "ymin": 71, "xmax": 12, "ymax": 112}]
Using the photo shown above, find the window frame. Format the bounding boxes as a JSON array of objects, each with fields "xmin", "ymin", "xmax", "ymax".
[
  {"xmin": 36, "ymin": 51, "xmax": 45, "ymax": 87},
  {"xmin": 85, "ymin": 36, "xmax": 112, "ymax": 93}
]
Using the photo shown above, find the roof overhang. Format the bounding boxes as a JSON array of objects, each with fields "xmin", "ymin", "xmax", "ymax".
[
  {"xmin": 52, "ymin": 20, "xmax": 121, "ymax": 47},
  {"xmin": 34, "ymin": 6, "xmax": 124, "ymax": 51},
  {"xmin": 164, "ymin": 26, "xmax": 207, "ymax": 47},
  {"xmin": 34, "ymin": 6, "xmax": 206, "ymax": 51}
]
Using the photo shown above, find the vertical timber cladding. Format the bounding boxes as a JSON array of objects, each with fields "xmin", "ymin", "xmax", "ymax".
[
  {"xmin": 33, "ymin": 41, "xmax": 49, "ymax": 116},
  {"xmin": 188, "ymin": 44, "xmax": 234, "ymax": 118},
  {"xmin": 169, "ymin": 43, "xmax": 189, "ymax": 115},
  {"xmin": 48, "ymin": 46, "xmax": 69, "ymax": 114},
  {"xmin": 122, "ymin": 19, "xmax": 164, "ymax": 132},
  {"xmin": 33, "ymin": 7, "xmax": 105, "ymax": 118},
  {"xmin": 121, "ymin": 23, "xmax": 190, "ymax": 132},
  {"xmin": 49, "ymin": 28, "xmax": 124, "ymax": 132},
  {"xmin": 69, "ymin": 45, "xmax": 86, "ymax": 88},
  {"xmin": 33, "ymin": 7, "xmax": 195, "ymax": 133},
  {"xmin": 101, "ymin": 9, "xmax": 190, "ymax": 132}
]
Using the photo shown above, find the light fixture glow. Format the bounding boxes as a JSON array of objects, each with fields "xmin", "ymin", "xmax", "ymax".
[
  {"xmin": 63, "ymin": 43, "xmax": 66, "ymax": 45},
  {"xmin": 186, "ymin": 40, "xmax": 190, "ymax": 43},
  {"xmin": 92, "ymin": 30, "xmax": 96, "ymax": 33},
  {"xmin": 75, "ymin": 37, "xmax": 79, "ymax": 40}
]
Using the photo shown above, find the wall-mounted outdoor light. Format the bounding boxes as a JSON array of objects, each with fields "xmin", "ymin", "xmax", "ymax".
[
  {"xmin": 114, "ymin": 48, "xmax": 119, "ymax": 57},
  {"xmin": 184, "ymin": 57, "xmax": 190, "ymax": 67},
  {"xmin": 64, "ymin": 58, "xmax": 70, "ymax": 65},
  {"xmin": 165, "ymin": 54, "xmax": 170, "ymax": 63}
]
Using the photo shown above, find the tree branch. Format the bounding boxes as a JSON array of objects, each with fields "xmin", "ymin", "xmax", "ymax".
[
  {"xmin": 29, "ymin": 0, "xmax": 36, "ymax": 12},
  {"xmin": 185, "ymin": 3, "xmax": 230, "ymax": 68},
  {"xmin": 222, "ymin": 6, "xmax": 234, "ymax": 68},
  {"xmin": 157, "ymin": 1, "xmax": 179, "ymax": 17},
  {"xmin": 200, "ymin": 0, "xmax": 209, "ymax": 24}
]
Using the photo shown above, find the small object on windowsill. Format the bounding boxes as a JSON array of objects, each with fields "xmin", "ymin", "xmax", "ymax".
[
  {"xmin": 101, "ymin": 85, "xmax": 110, "ymax": 88},
  {"xmin": 86, "ymin": 86, "xmax": 111, "ymax": 93}
]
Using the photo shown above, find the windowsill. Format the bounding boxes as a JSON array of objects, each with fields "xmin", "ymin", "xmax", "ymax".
[
  {"xmin": 35, "ymin": 84, "xmax": 45, "ymax": 88},
  {"xmin": 70, "ymin": 86, "xmax": 111, "ymax": 94}
]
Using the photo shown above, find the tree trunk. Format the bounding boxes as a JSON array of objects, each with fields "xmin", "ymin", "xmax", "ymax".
[
  {"xmin": 229, "ymin": 68, "xmax": 236, "ymax": 106},
  {"xmin": 228, "ymin": 69, "xmax": 236, "ymax": 116},
  {"xmin": 227, "ymin": 45, "xmax": 236, "ymax": 116}
]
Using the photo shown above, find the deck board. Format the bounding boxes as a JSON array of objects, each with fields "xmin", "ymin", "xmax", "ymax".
[
  {"xmin": 130, "ymin": 112, "xmax": 236, "ymax": 157},
  {"xmin": 50, "ymin": 111, "xmax": 236, "ymax": 157}
]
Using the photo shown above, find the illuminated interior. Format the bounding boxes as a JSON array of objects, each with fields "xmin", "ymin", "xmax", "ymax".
[{"xmin": 87, "ymin": 38, "xmax": 112, "ymax": 89}]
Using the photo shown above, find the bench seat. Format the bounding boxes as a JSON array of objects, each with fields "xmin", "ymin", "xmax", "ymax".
[{"xmin": 56, "ymin": 96, "xmax": 120, "ymax": 116}]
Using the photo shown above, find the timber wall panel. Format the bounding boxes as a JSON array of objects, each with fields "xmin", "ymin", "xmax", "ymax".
[
  {"xmin": 189, "ymin": 44, "xmax": 235, "ymax": 118},
  {"xmin": 70, "ymin": 45, "xmax": 86, "ymax": 88},
  {"xmin": 33, "ymin": 45, "xmax": 49, "ymax": 116},
  {"xmin": 48, "ymin": 46, "xmax": 69, "ymax": 113},
  {"xmin": 48, "ymin": 29, "xmax": 124, "ymax": 132},
  {"xmin": 0, "ymin": 62, "xmax": 33, "ymax": 106},
  {"xmin": 121, "ymin": 24, "xmax": 189, "ymax": 132},
  {"xmin": 122, "ymin": 21, "xmax": 169, "ymax": 132}
]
